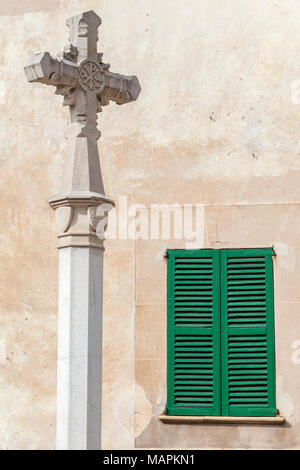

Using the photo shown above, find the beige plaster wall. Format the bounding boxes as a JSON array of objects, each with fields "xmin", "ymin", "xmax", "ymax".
[
  {"xmin": 134, "ymin": 206, "xmax": 300, "ymax": 449},
  {"xmin": 0, "ymin": 0, "xmax": 300, "ymax": 449}
]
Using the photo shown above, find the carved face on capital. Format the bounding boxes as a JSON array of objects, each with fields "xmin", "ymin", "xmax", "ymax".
[{"xmin": 55, "ymin": 85, "xmax": 77, "ymax": 106}]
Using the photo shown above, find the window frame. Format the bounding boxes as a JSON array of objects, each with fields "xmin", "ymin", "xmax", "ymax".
[{"xmin": 166, "ymin": 247, "xmax": 277, "ymax": 418}]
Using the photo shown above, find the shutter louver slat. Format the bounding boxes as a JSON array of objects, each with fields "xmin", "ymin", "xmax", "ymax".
[
  {"xmin": 167, "ymin": 250, "xmax": 221, "ymax": 416},
  {"xmin": 174, "ymin": 334, "xmax": 214, "ymax": 406},
  {"xmin": 174, "ymin": 256, "xmax": 213, "ymax": 328},
  {"xmin": 221, "ymin": 249, "xmax": 277, "ymax": 417}
]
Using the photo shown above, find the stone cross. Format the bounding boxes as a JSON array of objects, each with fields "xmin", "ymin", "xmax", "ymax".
[{"xmin": 24, "ymin": 11, "xmax": 141, "ymax": 450}]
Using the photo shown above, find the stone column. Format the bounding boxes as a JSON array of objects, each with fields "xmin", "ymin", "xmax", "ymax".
[
  {"xmin": 49, "ymin": 192, "xmax": 113, "ymax": 450},
  {"xmin": 56, "ymin": 247, "xmax": 103, "ymax": 449}
]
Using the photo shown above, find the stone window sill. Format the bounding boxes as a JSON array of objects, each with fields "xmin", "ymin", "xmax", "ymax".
[{"xmin": 159, "ymin": 412, "xmax": 285, "ymax": 425}]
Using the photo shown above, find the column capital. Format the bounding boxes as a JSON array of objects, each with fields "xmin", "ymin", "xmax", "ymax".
[{"xmin": 49, "ymin": 190, "xmax": 115, "ymax": 249}]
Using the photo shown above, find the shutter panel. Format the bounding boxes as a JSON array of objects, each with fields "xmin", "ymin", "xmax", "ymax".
[
  {"xmin": 221, "ymin": 248, "xmax": 277, "ymax": 416},
  {"xmin": 167, "ymin": 249, "xmax": 221, "ymax": 416}
]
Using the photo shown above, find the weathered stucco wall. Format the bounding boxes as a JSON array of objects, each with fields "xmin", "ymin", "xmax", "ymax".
[
  {"xmin": 134, "ymin": 206, "xmax": 300, "ymax": 449},
  {"xmin": 0, "ymin": 0, "xmax": 300, "ymax": 449}
]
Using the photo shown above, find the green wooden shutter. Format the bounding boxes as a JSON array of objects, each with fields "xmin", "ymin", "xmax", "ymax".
[
  {"xmin": 221, "ymin": 248, "xmax": 277, "ymax": 417},
  {"xmin": 167, "ymin": 249, "xmax": 221, "ymax": 416}
]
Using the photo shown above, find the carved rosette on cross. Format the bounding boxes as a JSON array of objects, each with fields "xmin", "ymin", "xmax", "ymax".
[{"xmin": 24, "ymin": 10, "xmax": 141, "ymax": 249}]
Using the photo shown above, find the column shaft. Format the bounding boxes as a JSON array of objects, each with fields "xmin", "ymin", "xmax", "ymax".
[{"xmin": 56, "ymin": 247, "xmax": 103, "ymax": 450}]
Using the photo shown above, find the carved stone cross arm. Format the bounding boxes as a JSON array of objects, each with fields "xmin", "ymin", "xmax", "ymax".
[{"xmin": 24, "ymin": 50, "xmax": 141, "ymax": 106}]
